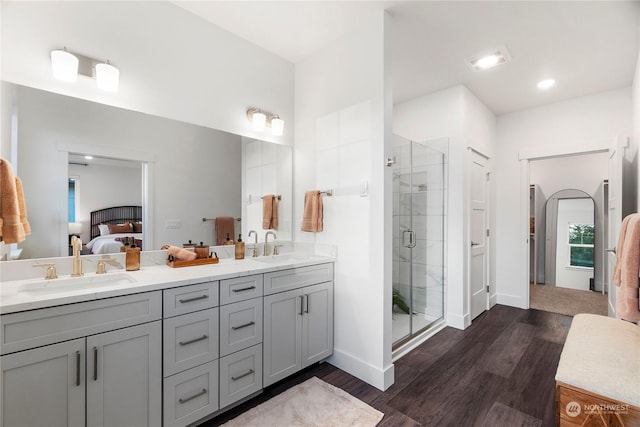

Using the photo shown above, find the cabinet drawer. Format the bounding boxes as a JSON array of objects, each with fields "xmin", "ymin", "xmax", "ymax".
[
  {"xmin": 163, "ymin": 281, "xmax": 219, "ymax": 318},
  {"xmin": 163, "ymin": 360, "xmax": 219, "ymax": 427},
  {"xmin": 264, "ymin": 263, "xmax": 333, "ymax": 295},
  {"xmin": 219, "ymin": 344, "xmax": 262, "ymax": 409},
  {"xmin": 219, "ymin": 275, "xmax": 263, "ymax": 305},
  {"xmin": 219, "ymin": 298, "xmax": 263, "ymax": 357},
  {"xmin": 163, "ymin": 308, "xmax": 219, "ymax": 377},
  {"xmin": 1, "ymin": 291, "xmax": 162, "ymax": 355}
]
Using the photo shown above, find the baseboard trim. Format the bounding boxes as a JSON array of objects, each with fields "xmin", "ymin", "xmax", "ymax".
[
  {"xmin": 446, "ymin": 312, "xmax": 469, "ymax": 330},
  {"xmin": 497, "ymin": 293, "xmax": 527, "ymax": 309},
  {"xmin": 328, "ymin": 349, "xmax": 394, "ymax": 391}
]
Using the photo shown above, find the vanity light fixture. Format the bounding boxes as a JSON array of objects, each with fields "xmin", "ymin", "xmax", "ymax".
[
  {"xmin": 247, "ymin": 108, "xmax": 285, "ymax": 136},
  {"xmin": 50, "ymin": 47, "xmax": 120, "ymax": 92},
  {"xmin": 465, "ymin": 46, "xmax": 512, "ymax": 72}
]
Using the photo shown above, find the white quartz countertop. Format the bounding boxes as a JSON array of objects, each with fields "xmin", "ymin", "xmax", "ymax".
[{"xmin": 0, "ymin": 254, "xmax": 335, "ymax": 315}]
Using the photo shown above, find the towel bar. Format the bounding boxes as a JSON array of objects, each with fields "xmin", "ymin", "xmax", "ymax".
[{"xmin": 202, "ymin": 217, "xmax": 241, "ymax": 222}]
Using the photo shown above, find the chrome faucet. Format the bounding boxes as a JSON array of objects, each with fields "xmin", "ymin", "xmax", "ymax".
[
  {"xmin": 264, "ymin": 231, "xmax": 277, "ymax": 256},
  {"xmin": 248, "ymin": 230, "xmax": 259, "ymax": 257},
  {"xmin": 71, "ymin": 235, "xmax": 84, "ymax": 277}
]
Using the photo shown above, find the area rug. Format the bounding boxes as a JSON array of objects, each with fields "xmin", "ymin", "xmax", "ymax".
[
  {"xmin": 221, "ymin": 376, "xmax": 384, "ymax": 427},
  {"xmin": 529, "ymin": 284, "xmax": 607, "ymax": 317}
]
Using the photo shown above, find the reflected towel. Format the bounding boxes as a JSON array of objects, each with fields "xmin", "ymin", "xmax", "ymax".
[
  {"xmin": 301, "ymin": 190, "xmax": 323, "ymax": 232},
  {"xmin": 161, "ymin": 244, "xmax": 197, "ymax": 261},
  {"xmin": 215, "ymin": 216, "xmax": 235, "ymax": 245},
  {"xmin": 0, "ymin": 158, "xmax": 30, "ymax": 244},
  {"xmin": 613, "ymin": 213, "xmax": 640, "ymax": 323},
  {"xmin": 262, "ymin": 195, "xmax": 278, "ymax": 230}
]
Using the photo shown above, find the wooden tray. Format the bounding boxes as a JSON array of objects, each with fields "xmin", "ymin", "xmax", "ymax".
[{"xmin": 166, "ymin": 257, "xmax": 219, "ymax": 268}]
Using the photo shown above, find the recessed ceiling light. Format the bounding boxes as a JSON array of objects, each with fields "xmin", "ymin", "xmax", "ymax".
[
  {"xmin": 84, "ymin": 155, "xmax": 94, "ymax": 160},
  {"xmin": 537, "ymin": 79, "xmax": 556, "ymax": 90},
  {"xmin": 465, "ymin": 46, "xmax": 512, "ymax": 72}
]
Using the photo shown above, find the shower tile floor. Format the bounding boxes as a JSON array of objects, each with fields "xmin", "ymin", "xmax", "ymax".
[{"xmin": 392, "ymin": 311, "xmax": 440, "ymax": 344}]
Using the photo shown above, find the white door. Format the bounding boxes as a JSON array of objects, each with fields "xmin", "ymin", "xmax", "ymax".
[
  {"xmin": 606, "ymin": 142, "xmax": 624, "ymax": 316},
  {"xmin": 87, "ymin": 321, "xmax": 162, "ymax": 427},
  {"xmin": 1, "ymin": 339, "xmax": 85, "ymax": 427},
  {"xmin": 469, "ymin": 150, "xmax": 489, "ymax": 320}
]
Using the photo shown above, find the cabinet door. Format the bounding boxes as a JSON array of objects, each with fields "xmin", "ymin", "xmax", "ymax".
[
  {"xmin": 1, "ymin": 338, "xmax": 85, "ymax": 427},
  {"xmin": 302, "ymin": 282, "xmax": 334, "ymax": 367},
  {"xmin": 263, "ymin": 288, "xmax": 302, "ymax": 387},
  {"xmin": 86, "ymin": 321, "xmax": 162, "ymax": 427}
]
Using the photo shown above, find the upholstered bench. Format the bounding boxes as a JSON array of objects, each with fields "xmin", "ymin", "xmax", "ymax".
[{"xmin": 555, "ymin": 313, "xmax": 640, "ymax": 426}]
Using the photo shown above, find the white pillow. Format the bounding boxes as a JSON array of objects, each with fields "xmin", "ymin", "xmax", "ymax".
[{"xmin": 98, "ymin": 224, "xmax": 110, "ymax": 236}]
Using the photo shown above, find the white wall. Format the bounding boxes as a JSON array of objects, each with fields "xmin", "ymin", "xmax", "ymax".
[
  {"xmin": 393, "ymin": 85, "xmax": 497, "ymax": 329},
  {"xmin": 294, "ymin": 11, "xmax": 393, "ymax": 390},
  {"xmin": 555, "ymin": 198, "xmax": 595, "ymax": 290},
  {"xmin": 495, "ymin": 87, "xmax": 632, "ymax": 308},
  {"xmin": 529, "ymin": 153, "xmax": 608, "ymax": 197},
  {"xmin": 14, "ymin": 84, "xmax": 241, "ymax": 259},
  {"xmin": 68, "ymin": 161, "xmax": 142, "ymax": 243},
  {"xmin": 1, "ymin": 1, "xmax": 294, "ymax": 146}
]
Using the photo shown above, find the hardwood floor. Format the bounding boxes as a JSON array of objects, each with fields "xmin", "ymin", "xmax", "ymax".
[{"xmin": 200, "ymin": 305, "xmax": 572, "ymax": 427}]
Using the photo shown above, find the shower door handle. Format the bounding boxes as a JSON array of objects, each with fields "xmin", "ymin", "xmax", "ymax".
[{"xmin": 404, "ymin": 230, "xmax": 417, "ymax": 248}]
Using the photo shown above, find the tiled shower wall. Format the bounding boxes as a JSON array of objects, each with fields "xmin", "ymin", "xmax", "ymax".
[{"xmin": 392, "ymin": 136, "xmax": 448, "ymax": 321}]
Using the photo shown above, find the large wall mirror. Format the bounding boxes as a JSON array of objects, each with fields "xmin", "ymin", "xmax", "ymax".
[{"xmin": 2, "ymin": 82, "xmax": 292, "ymax": 260}]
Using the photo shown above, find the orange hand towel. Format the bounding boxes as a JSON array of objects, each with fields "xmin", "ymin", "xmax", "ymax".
[
  {"xmin": 262, "ymin": 195, "xmax": 279, "ymax": 230},
  {"xmin": 301, "ymin": 190, "xmax": 323, "ymax": 232},
  {"xmin": 215, "ymin": 216, "xmax": 235, "ymax": 245},
  {"xmin": 0, "ymin": 158, "xmax": 30, "ymax": 244},
  {"xmin": 613, "ymin": 213, "xmax": 640, "ymax": 323}
]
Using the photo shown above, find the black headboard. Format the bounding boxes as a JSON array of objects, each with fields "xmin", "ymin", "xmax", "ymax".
[{"xmin": 90, "ymin": 205, "xmax": 142, "ymax": 240}]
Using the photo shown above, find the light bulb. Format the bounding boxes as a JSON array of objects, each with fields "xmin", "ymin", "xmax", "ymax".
[
  {"xmin": 96, "ymin": 62, "xmax": 119, "ymax": 92},
  {"xmin": 271, "ymin": 116, "xmax": 284, "ymax": 136},
  {"xmin": 51, "ymin": 49, "xmax": 79, "ymax": 82},
  {"xmin": 475, "ymin": 54, "xmax": 499, "ymax": 70},
  {"xmin": 252, "ymin": 111, "xmax": 266, "ymax": 131}
]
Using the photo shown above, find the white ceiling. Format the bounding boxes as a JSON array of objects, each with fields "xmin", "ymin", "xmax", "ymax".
[{"xmin": 173, "ymin": 1, "xmax": 640, "ymax": 115}]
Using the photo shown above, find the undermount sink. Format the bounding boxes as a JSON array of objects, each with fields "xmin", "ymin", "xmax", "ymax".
[{"xmin": 18, "ymin": 273, "xmax": 137, "ymax": 295}]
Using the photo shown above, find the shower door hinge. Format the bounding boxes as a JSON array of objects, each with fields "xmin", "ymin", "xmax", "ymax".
[
  {"xmin": 486, "ymin": 285, "xmax": 490, "ymax": 293},
  {"xmin": 486, "ymin": 229, "xmax": 490, "ymax": 237}
]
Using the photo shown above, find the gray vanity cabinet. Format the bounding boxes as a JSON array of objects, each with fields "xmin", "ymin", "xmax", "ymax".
[
  {"xmin": 263, "ymin": 264, "xmax": 334, "ymax": 387},
  {"xmin": 0, "ymin": 321, "xmax": 162, "ymax": 427},
  {"xmin": 0, "ymin": 292, "xmax": 163, "ymax": 427}
]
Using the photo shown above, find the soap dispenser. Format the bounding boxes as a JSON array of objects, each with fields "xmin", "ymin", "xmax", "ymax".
[
  {"xmin": 235, "ymin": 234, "xmax": 245, "ymax": 260},
  {"xmin": 223, "ymin": 233, "xmax": 234, "ymax": 245},
  {"xmin": 125, "ymin": 237, "xmax": 141, "ymax": 271}
]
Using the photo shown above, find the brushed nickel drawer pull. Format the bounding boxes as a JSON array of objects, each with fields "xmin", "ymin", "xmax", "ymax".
[
  {"xmin": 232, "ymin": 285, "xmax": 256, "ymax": 293},
  {"xmin": 231, "ymin": 369, "xmax": 254, "ymax": 381},
  {"xmin": 75, "ymin": 351, "xmax": 81, "ymax": 387},
  {"xmin": 231, "ymin": 321, "xmax": 255, "ymax": 330},
  {"xmin": 178, "ymin": 294, "xmax": 208, "ymax": 303},
  {"xmin": 178, "ymin": 388, "xmax": 207, "ymax": 404},
  {"xmin": 179, "ymin": 334, "xmax": 208, "ymax": 346},
  {"xmin": 299, "ymin": 295, "xmax": 304, "ymax": 316},
  {"xmin": 93, "ymin": 347, "xmax": 98, "ymax": 381}
]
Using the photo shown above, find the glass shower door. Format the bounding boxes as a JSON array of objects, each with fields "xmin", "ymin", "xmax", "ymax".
[{"xmin": 392, "ymin": 135, "xmax": 447, "ymax": 348}]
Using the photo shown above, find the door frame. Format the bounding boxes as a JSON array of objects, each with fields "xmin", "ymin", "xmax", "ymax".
[{"xmin": 518, "ymin": 137, "xmax": 621, "ymax": 309}]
